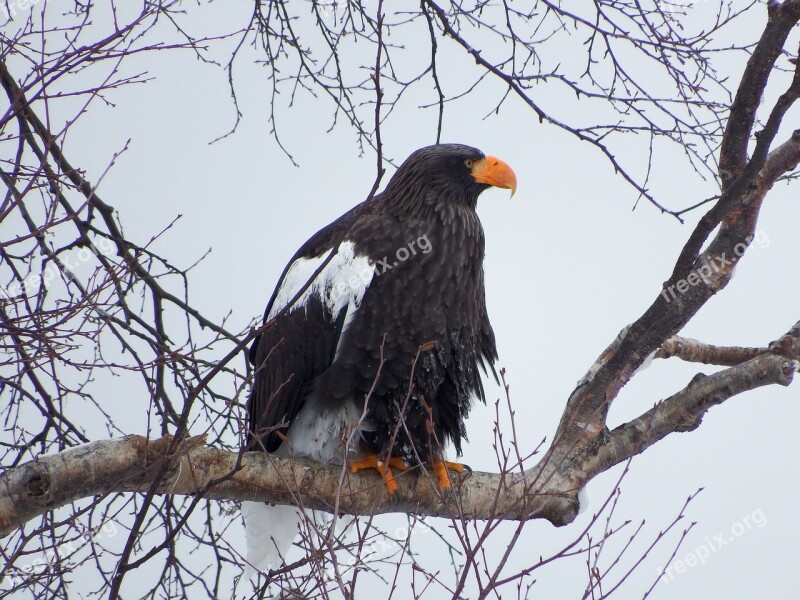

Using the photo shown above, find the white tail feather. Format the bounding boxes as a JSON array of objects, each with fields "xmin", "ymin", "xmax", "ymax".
[
  {"xmin": 241, "ymin": 501, "xmax": 300, "ymax": 580},
  {"xmin": 240, "ymin": 397, "xmax": 367, "ymax": 584}
]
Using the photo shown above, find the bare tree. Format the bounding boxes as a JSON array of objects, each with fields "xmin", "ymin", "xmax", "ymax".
[{"xmin": 1, "ymin": 1, "xmax": 798, "ymax": 598}]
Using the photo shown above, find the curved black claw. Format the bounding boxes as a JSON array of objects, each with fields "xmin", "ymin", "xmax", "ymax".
[{"xmin": 461, "ymin": 462, "xmax": 473, "ymax": 482}]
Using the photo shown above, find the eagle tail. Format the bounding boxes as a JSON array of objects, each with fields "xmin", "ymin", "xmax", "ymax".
[{"xmin": 241, "ymin": 501, "xmax": 300, "ymax": 579}]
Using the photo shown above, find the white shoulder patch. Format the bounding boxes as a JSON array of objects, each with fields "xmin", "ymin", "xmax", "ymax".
[{"xmin": 267, "ymin": 241, "xmax": 374, "ymax": 321}]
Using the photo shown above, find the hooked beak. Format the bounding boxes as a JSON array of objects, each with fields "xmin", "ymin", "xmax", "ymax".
[{"xmin": 471, "ymin": 155, "xmax": 517, "ymax": 197}]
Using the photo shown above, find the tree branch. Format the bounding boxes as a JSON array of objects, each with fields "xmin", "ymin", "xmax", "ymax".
[
  {"xmin": 3, "ymin": 319, "xmax": 797, "ymax": 538},
  {"xmin": 596, "ymin": 354, "xmax": 798, "ymax": 471},
  {"xmin": 0, "ymin": 434, "xmax": 576, "ymax": 537},
  {"xmin": 655, "ymin": 335, "xmax": 766, "ymax": 366},
  {"xmin": 759, "ymin": 129, "xmax": 800, "ymax": 185},
  {"xmin": 718, "ymin": 0, "xmax": 800, "ymax": 188}
]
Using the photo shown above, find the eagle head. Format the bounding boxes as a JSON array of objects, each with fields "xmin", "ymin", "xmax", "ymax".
[{"xmin": 380, "ymin": 144, "xmax": 517, "ymax": 212}]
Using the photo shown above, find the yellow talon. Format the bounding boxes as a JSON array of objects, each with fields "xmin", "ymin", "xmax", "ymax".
[
  {"xmin": 387, "ymin": 456, "xmax": 411, "ymax": 470},
  {"xmin": 432, "ymin": 459, "xmax": 465, "ymax": 490},
  {"xmin": 350, "ymin": 454, "xmax": 410, "ymax": 493}
]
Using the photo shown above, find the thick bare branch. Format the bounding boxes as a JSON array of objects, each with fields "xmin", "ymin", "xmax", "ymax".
[
  {"xmin": 718, "ymin": 0, "xmax": 800, "ymax": 188},
  {"xmin": 4, "ymin": 320, "xmax": 797, "ymax": 538},
  {"xmin": 555, "ymin": 0, "xmax": 800, "ymax": 458},
  {"xmin": 0, "ymin": 434, "xmax": 577, "ymax": 538},
  {"xmin": 673, "ymin": 4, "xmax": 800, "ymax": 278},
  {"xmin": 538, "ymin": 307, "xmax": 800, "ymax": 524},
  {"xmin": 595, "ymin": 354, "xmax": 798, "ymax": 471},
  {"xmin": 759, "ymin": 129, "xmax": 800, "ymax": 185},
  {"xmin": 655, "ymin": 335, "xmax": 766, "ymax": 366}
]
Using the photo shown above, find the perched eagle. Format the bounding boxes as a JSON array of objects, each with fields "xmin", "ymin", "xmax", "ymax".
[{"xmin": 242, "ymin": 143, "xmax": 516, "ymax": 574}]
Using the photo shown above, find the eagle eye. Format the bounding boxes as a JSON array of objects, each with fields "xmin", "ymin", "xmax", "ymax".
[{"xmin": 464, "ymin": 158, "xmax": 474, "ymax": 169}]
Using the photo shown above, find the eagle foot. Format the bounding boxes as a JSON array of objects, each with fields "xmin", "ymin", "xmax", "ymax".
[
  {"xmin": 432, "ymin": 460, "xmax": 470, "ymax": 491},
  {"xmin": 349, "ymin": 454, "xmax": 410, "ymax": 494}
]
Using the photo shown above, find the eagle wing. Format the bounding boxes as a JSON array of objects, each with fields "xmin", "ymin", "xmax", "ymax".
[{"xmin": 247, "ymin": 203, "xmax": 370, "ymax": 452}]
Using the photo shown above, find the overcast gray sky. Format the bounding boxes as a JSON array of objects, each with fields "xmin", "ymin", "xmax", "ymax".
[{"xmin": 4, "ymin": 0, "xmax": 800, "ymax": 597}]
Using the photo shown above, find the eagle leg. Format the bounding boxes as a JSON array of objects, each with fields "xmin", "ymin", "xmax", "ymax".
[
  {"xmin": 349, "ymin": 454, "xmax": 410, "ymax": 494},
  {"xmin": 432, "ymin": 460, "xmax": 469, "ymax": 490}
]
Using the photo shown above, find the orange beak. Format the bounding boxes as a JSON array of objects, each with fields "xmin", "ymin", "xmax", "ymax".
[{"xmin": 471, "ymin": 155, "xmax": 517, "ymax": 197}]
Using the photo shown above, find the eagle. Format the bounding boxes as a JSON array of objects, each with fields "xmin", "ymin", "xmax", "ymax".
[{"xmin": 242, "ymin": 143, "xmax": 516, "ymax": 575}]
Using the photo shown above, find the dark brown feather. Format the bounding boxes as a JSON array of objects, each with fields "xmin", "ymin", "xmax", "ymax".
[{"xmin": 247, "ymin": 144, "xmax": 499, "ymax": 462}]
